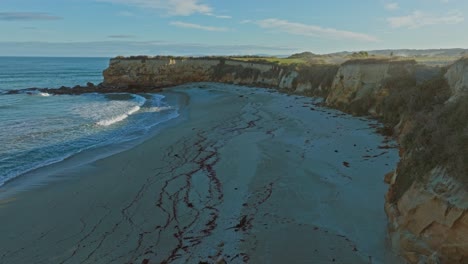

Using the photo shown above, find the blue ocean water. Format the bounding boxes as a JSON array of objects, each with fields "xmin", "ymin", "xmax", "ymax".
[
  {"xmin": 0, "ymin": 57, "xmax": 108, "ymax": 91},
  {"xmin": 0, "ymin": 57, "xmax": 179, "ymax": 187}
]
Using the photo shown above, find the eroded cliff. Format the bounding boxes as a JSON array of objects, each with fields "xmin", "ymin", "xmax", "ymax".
[
  {"xmin": 102, "ymin": 56, "xmax": 468, "ymax": 263},
  {"xmin": 383, "ymin": 59, "xmax": 468, "ymax": 264},
  {"xmin": 103, "ymin": 57, "xmax": 339, "ymax": 94}
]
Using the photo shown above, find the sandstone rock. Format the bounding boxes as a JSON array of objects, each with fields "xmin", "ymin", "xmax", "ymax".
[
  {"xmin": 326, "ymin": 61, "xmax": 390, "ymax": 107},
  {"xmin": 445, "ymin": 57, "xmax": 468, "ymax": 99},
  {"xmin": 384, "ymin": 171, "xmax": 396, "ymax": 184},
  {"xmin": 325, "ymin": 59, "xmax": 418, "ymax": 115},
  {"xmin": 386, "ymin": 168, "xmax": 468, "ymax": 263},
  {"xmin": 102, "ymin": 57, "xmax": 337, "ymax": 95}
]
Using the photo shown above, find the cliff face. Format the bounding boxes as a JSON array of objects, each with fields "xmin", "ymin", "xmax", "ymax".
[
  {"xmin": 103, "ymin": 58, "xmax": 282, "ymax": 88},
  {"xmin": 326, "ymin": 60, "xmax": 418, "ymax": 115},
  {"xmin": 324, "ymin": 58, "xmax": 467, "ymax": 263},
  {"xmin": 102, "ymin": 56, "xmax": 468, "ymax": 263},
  {"xmin": 103, "ymin": 58, "xmax": 217, "ymax": 88},
  {"xmin": 327, "ymin": 61, "xmax": 391, "ymax": 106},
  {"xmin": 383, "ymin": 59, "xmax": 468, "ymax": 264},
  {"xmin": 103, "ymin": 57, "xmax": 339, "ymax": 95},
  {"xmin": 385, "ymin": 169, "xmax": 468, "ymax": 263},
  {"xmin": 445, "ymin": 58, "xmax": 468, "ymax": 99}
]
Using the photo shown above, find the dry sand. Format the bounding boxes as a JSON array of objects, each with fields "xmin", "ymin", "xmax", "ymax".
[{"xmin": 0, "ymin": 83, "xmax": 403, "ymax": 263}]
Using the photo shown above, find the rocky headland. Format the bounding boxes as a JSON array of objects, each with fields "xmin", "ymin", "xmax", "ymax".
[{"xmin": 8, "ymin": 54, "xmax": 467, "ymax": 263}]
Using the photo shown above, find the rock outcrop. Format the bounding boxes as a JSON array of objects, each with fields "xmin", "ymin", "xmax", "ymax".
[
  {"xmin": 103, "ymin": 58, "xmax": 217, "ymax": 88},
  {"xmin": 445, "ymin": 57, "xmax": 468, "ymax": 99},
  {"xmin": 102, "ymin": 57, "xmax": 339, "ymax": 95},
  {"xmin": 385, "ymin": 168, "xmax": 468, "ymax": 263},
  {"xmin": 383, "ymin": 58, "xmax": 468, "ymax": 263},
  {"xmin": 99, "ymin": 56, "xmax": 468, "ymax": 263},
  {"xmin": 326, "ymin": 59, "xmax": 417, "ymax": 116},
  {"xmin": 324, "ymin": 58, "xmax": 467, "ymax": 263}
]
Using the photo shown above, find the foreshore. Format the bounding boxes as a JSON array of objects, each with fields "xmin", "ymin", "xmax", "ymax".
[{"xmin": 0, "ymin": 83, "xmax": 402, "ymax": 263}]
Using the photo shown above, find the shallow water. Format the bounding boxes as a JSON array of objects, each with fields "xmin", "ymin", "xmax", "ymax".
[{"xmin": 0, "ymin": 57, "xmax": 179, "ymax": 186}]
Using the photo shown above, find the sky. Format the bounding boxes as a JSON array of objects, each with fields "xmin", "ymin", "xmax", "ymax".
[{"xmin": 0, "ymin": 0, "xmax": 467, "ymax": 56}]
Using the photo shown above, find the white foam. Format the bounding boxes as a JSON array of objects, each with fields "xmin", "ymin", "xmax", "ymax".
[
  {"xmin": 145, "ymin": 106, "xmax": 173, "ymax": 112},
  {"xmin": 96, "ymin": 105, "xmax": 141, "ymax": 126},
  {"xmin": 25, "ymin": 90, "xmax": 51, "ymax": 96},
  {"xmin": 95, "ymin": 94, "xmax": 146, "ymax": 127}
]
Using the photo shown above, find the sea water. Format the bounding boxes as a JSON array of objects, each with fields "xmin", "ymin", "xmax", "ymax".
[{"xmin": 0, "ymin": 57, "xmax": 179, "ymax": 187}]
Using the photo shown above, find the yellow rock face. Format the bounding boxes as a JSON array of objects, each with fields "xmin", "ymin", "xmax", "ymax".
[
  {"xmin": 326, "ymin": 63, "xmax": 390, "ymax": 106},
  {"xmin": 386, "ymin": 168, "xmax": 468, "ymax": 263}
]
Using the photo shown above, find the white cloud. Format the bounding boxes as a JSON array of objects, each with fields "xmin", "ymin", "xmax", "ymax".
[
  {"xmin": 388, "ymin": 10, "xmax": 464, "ymax": 29},
  {"xmin": 384, "ymin": 2, "xmax": 399, "ymax": 11},
  {"xmin": 255, "ymin": 19, "xmax": 378, "ymax": 42},
  {"xmin": 170, "ymin": 21, "xmax": 228, "ymax": 31},
  {"xmin": 97, "ymin": 0, "xmax": 212, "ymax": 16},
  {"xmin": 206, "ymin": 13, "xmax": 231, "ymax": 19},
  {"xmin": 215, "ymin": 15, "xmax": 231, "ymax": 19}
]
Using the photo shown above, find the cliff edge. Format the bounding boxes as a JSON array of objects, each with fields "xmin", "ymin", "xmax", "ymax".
[{"xmin": 102, "ymin": 55, "xmax": 468, "ymax": 263}]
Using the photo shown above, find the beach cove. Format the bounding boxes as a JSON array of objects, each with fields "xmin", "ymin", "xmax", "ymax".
[{"xmin": 0, "ymin": 83, "xmax": 401, "ymax": 263}]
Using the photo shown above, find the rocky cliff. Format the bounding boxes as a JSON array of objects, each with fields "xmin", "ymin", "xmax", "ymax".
[
  {"xmin": 383, "ymin": 59, "xmax": 468, "ymax": 264},
  {"xmin": 103, "ymin": 57, "xmax": 339, "ymax": 95},
  {"xmin": 307, "ymin": 57, "xmax": 467, "ymax": 263},
  {"xmin": 446, "ymin": 57, "xmax": 468, "ymax": 99},
  {"xmin": 102, "ymin": 56, "xmax": 468, "ymax": 263}
]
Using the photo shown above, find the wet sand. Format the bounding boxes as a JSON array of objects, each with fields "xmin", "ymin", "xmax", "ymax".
[{"xmin": 0, "ymin": 83, "xmax": 403, "ymax": 263}]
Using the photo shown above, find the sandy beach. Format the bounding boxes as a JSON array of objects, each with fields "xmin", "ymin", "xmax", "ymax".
[{"xmin": 0, "ymin": 83, "xmax": 403, "ymax": 263}]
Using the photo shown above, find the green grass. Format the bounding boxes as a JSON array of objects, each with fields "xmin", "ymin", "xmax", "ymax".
[
  {"xmin": 230, "ymin": 57, "xmax": 310, "ymax": 65},
  {"xmin": 411, "ymin": 56, "xmax": 460, "ymax": 66}
]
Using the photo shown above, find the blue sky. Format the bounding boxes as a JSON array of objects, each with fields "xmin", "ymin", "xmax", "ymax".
[{"xmin": 0, "ymin": 0, "xmax": 467, "ymax": 56}]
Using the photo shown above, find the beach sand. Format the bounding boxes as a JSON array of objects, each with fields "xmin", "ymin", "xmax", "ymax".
[{"xmin": 0, "ymin": 83, "xmax": 403, "ymax": 263}]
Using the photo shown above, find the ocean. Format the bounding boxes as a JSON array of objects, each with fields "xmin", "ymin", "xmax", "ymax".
[{"xmin": 0, "ymin": 57, "xmax": 179, "ymax": 187}]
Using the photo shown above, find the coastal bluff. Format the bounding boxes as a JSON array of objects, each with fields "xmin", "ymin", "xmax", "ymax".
[
  {"xmin": 102, "ymin": 55, "xmax": 467, "ymax": 263},
  {"xmin": 103, "ymin": 56, "xmax": 338, "ymax": 95}
]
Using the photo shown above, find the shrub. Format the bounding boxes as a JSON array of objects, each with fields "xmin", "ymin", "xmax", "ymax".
[
  {"xmin": 295, "ymin": 64, "xmax": 339, "ymax": 96},
  {"xmin": 392, "ymin": 93, "xmax": 466, "ymax": 200}
]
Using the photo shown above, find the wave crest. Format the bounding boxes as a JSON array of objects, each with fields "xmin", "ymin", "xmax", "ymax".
[
  {"xmin": 145, "ymin": 106, "xmax": 173, "ymax": 112},
  {"xmin": 95, "ymin": 94, "xmax": 146, "ymax": 127}
]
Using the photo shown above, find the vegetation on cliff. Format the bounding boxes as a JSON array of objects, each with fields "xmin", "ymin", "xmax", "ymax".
[
  {"xmin": 331, "ymin": 59, "xmax": 466, "ymax": 200},
  {"xmin": 380, "ymin": 68, "xmax": 466, "ymax": 200},
  {"xmin": 293, "ymin": 64, "xmax": 339, "ymax": 96},
  {"xmin": 394, "ymin": 92, "xmax": 468, "ymax": 198},
  {"xmin": 229, "ymin": 56, "xmax": 313, "ymax": 65}
]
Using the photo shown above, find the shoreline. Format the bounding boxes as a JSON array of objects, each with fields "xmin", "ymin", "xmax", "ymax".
[
  {"xmin": 0, "ymin": 83, "xmax": 403, "ymax": 263},
  {"xmin": 0, "ymin": 90, "xmax": 188, "ymax": 200}
]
